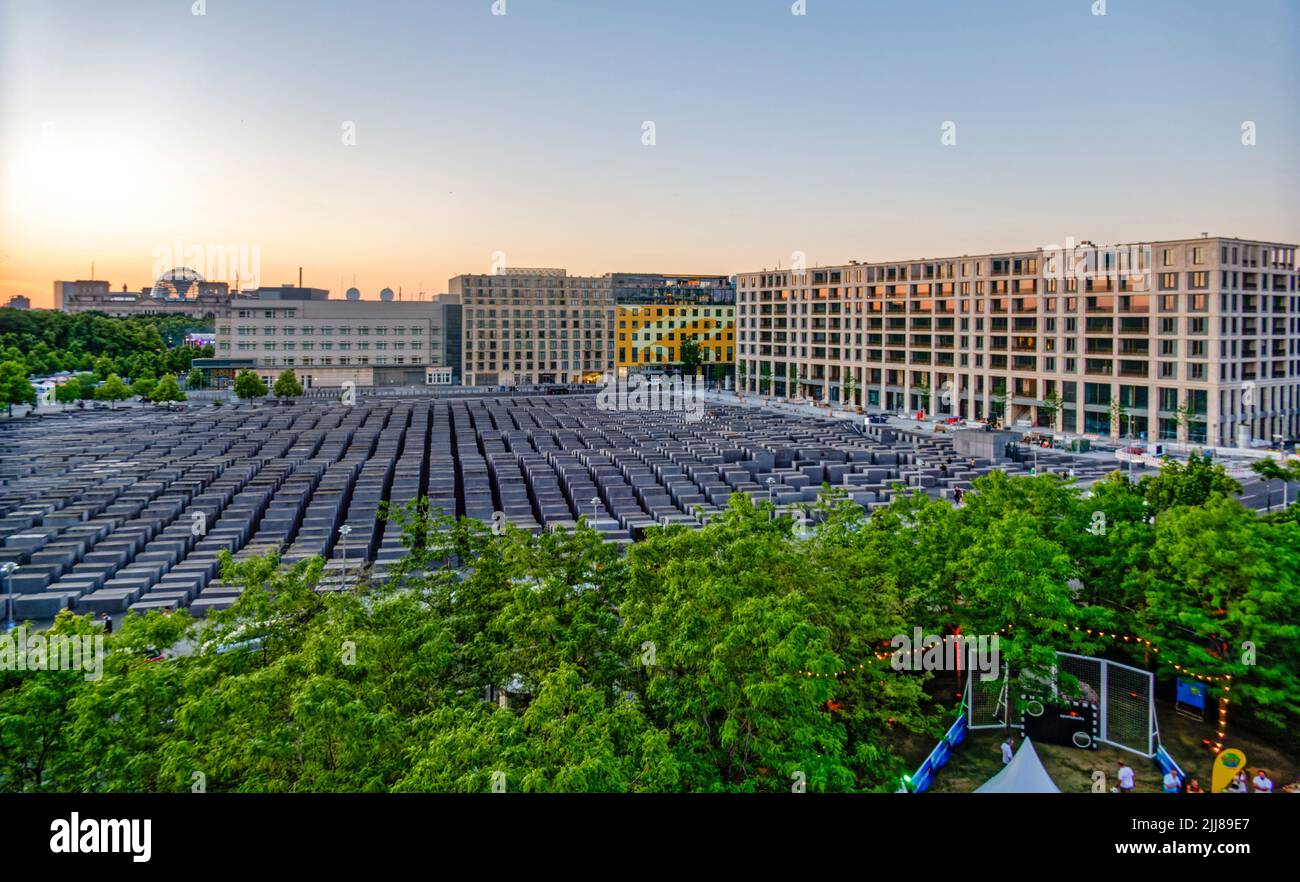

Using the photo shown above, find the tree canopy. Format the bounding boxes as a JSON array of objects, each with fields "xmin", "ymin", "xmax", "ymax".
[
  {"xmin": 272, "ymin": 369, "xmax": 304, "ymax": 399},
  {"xmin": 0, "ymin": 309, "xmax": 213, "ymax": 380},
  {"xmin": 2, "ymin": 467, "xmax": 1296, "ymax": 793},
  {"xmin": 233, "ymin": 370, "xmax": 268, "ymax": 400}
]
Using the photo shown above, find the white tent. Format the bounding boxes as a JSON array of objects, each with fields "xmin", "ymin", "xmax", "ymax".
[{"xmin": 975, "ymin": 739, "xmax": 1061, "ymax": 793}]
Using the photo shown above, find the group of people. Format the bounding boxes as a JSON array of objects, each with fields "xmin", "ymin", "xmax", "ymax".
[
  {"xmin": 999, "ymin": 737, "xmax": 1283, "ymax": 794},
  {"xmin": 1121, "ymin": 760, "xmax": 1276, "ymax": 794}
]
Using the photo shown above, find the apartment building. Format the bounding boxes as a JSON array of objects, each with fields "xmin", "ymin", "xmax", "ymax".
[
  {"xmin": 207, "ymin": 293, "xmax": 445, "ymax": 388},
  {"xmin": 736, "ymin": 236, "xmax": 1299, "ymax": 447},
  {"xmin": 450, "ymin": 268, "xmax": 613, "ymax": 386}
]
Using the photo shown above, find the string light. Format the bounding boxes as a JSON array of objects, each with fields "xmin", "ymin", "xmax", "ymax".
[{"xmin": 794, "ymin": 627, "xmax": 1237, "ymax": 684}]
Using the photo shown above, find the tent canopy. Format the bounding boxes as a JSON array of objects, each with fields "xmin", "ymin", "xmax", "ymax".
[{"xmin": 975, "ymin": 738, "xmax": 1061, "ymax": 793}]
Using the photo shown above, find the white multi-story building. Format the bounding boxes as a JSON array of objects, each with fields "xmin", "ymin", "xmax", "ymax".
[
  {"xmin": 210, "ymin": 293, "xmax": 445, "ymax": 389},
  {"xmin": 450, "ymin": 268, "xmax": 613, "ymax": 386},
  {"xmin": 736, "ymin": 236, "xmax": 1299, "ymax": 447}
]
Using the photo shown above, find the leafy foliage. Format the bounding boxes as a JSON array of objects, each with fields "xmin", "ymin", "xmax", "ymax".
[
  {"xmin": 2, "ymin": 467, "xmax": 1296, "ymax": 792},
  {"xmin": 0, "ymin": 309, "xmax": 213, "ymax": 380},
  {"xmin": 93, "ymin": 373, "xmax": 131, "ymax": 406},
  {"xmin": 0, "ymin": 360, "xmax": 36, "ymax": 414},
  {"xmin": 272, "ymin": 369, "xmax": 304, "ymax": 399},
  {"xmin": 1139, "ymin": 450, "xmax": 1241, "ymax": 514},
  {"xmin": 233, "ymin": 369, "xmax": 268, "ymax": 400},
  {"xmin": 152, "ymin": 374, "xmax": 186, "ymax": 403}
]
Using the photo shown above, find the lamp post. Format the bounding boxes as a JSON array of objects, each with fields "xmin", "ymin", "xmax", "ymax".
[
  {"xmin": 766, "ymin": 477, "xmax": 777, "ymax": 519},
  {"xmin": 338, "ymin": 524, "xmax": 352, "ymax": 588},
  {"xmin": 2, "ymin": 563, "xmax": 17, "ymax": 631},
  {"xmin": 590, "ymin": 496, "xmax": 600, "ymax": 524}
]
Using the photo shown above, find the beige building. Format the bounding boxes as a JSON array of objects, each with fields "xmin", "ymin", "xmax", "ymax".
[
  {"xmin": 211, "ymin": 294, "xmax": 445, "ymax": 388},
  {"xmin": 736, "ymin": 236, "xmax": 1299, "ymax": 447},
  {"xmin": 450, "ymin": 268, "xmax": 613, "ymax": 386}
]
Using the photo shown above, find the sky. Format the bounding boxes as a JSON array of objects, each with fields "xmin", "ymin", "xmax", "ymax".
[{"xmin": 1, "ymin": 0, "xmax": 1297, "ymax": 306}]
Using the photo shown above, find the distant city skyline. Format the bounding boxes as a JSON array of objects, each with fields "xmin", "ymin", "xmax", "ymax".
[{"xmin": 2, "ymin": 0, "xmax": 1298, "ymax": 307}]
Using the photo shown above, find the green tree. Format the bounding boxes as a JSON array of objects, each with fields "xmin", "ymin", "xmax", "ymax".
[
  {"xmin": 678, "ymin": 336, "xmax": 702, "ymax": 378},
  {"xmin": 1108, "ymin": 397, "xmax": 1128, "ymax": 439},
  {"xmin": 233, "ymin": 369, "xmax": 268, "ymax": 400},
  {"xmin": 186, "ymin": 367, "xmax": 204, "ymax": 389},
  {"xmin": 991, "ymin": 381, "xmax": 1010, "ymax": 425},
  {"xmin": 1132, "ymin": 497, "xmax": 1300, "ymax": 731},
  {"xmin": 272, "ymin": 369, "xmax": 304, "ymax": 400},
  {"xmin": 1174, "ymin": 397, "xmax": 1198, "ymax": 444},
  {"xmin": 152, "ymin": 374, "xmax": 186, "ymax": 403},
  {"xmin": 0, "ymin": 613, "xmax": 101, "ymax": 790},
  {"xmin": 1249, "ymin": 457, "xmax": 1300, "ymax": 514},
  {"xmin": 788, "ymin": 362, "xmax": 798, "ymax": 399},
  {"xmin": 618, "ymin": 495, "xmax": 921, "ymax": 791},
  {"xmin": 914, "ymin": 374, "xmax": 931, "ymax": 414},
  {"xmin": 842, "ymin": 371, "xmax": 856, "ymax": 408},
  {"xmin": 74, "ymin": 373, "xmax": 97, "ymax": 400},
  {"xmin": 130, "ymin": 374, "xmax": 157, "ymax": 401},
  {"xmin": 737, "ymin": 361, "xmax": 748, "ymax": 396},
  {"xmin": 94, "ymin": 373, "xmax": 132, "ymax": 409},
  {"xmin": 0, "ymin": 360, "xmax": 36, "ymax": 416},
  {"xmin": 1139, "ymin": 450, "xmax": 1241, "ymax": 514},
  {"xmin": 759, "ymin": 363, "xmax": 771, "ymax": 397},
  {"xmin": 1040, "ymin": 389, "xmax": 1064, "ymax": 432},
  {"xmin": 54, "ymin": 377, "xmax": 82, "ymax": 404}
]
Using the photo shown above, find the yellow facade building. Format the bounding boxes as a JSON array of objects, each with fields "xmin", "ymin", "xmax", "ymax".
[{"xmin": 616, "ymin": 303, "xmax": 735, "ymax": 375}]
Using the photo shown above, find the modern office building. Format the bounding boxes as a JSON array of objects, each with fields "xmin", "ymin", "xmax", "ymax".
[
  {"xmin": 433, "ymin": 293, "xmax": 463, "ymax": 383},
  {"xmin": 611, "ymin": 272, "xmax": 735, "ymax": 305},
  {"xmin": 205, "ymin": 293, "xmax": 446, "ymax": 389},
  {"xmin": 3, "ymin": 295, "xmax": 31, "ymax": 310},
  {"xmin": 449, "ymin": 268, "xmax": 613, "ymax": 386},
  {"xmin": 735, "ymin": 236, "xmax": 1299, "ymax": 447},
  {"xmin": 615, "ymin": 302, "xmax": 735, "ymax": 378},
  {"xmin": 612, "ymin": 272, "xmax": 736, "ymax": 377}
]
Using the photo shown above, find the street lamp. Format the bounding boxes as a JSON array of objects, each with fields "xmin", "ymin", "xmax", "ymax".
[
  {"xmin": 338, "ymin": 525, "xmax": 352, "ymax": 588},
  {"xmin": 590, "ymin": 496, "xmax": 600, "ymax": 524},
  {"xmin": 1, "ymin": 563, "xmax": 18, "ymax": 631}
]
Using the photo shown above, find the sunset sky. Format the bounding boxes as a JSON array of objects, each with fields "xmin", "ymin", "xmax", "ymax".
[{"xmin": 2, "ymin": 0, "xmax": 1297, "ymax": 307}]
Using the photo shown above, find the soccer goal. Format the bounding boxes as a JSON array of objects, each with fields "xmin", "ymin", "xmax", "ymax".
[{"xmin": 965, "ymin": 651, "xmax": 1157, "ymax": 758}]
